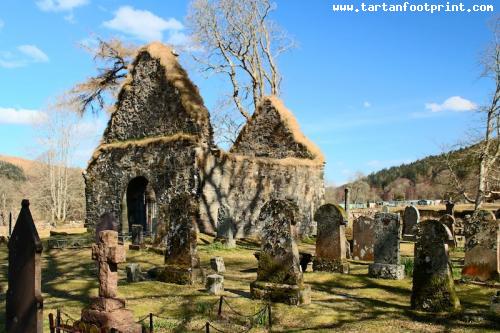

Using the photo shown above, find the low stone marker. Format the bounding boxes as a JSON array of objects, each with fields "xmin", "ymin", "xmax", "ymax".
[
  {"xmin": 210, "ymin": 257, "xmax": 226, "ymax": 273},
  {"xmin": 250, "ymin": 199, "xmax": 311, "ymax": 305},
  {"xmin": 403, "ymin": 205, "xmax": 419, "ymax": 237},
  {"xmin": 411, "ymin": 219, "xmax": 460, "ymax": 312},
  {"xmin": 368, "ymin": 212, "xmax": 404, "ymax": 279},
  {"xmin": 216, "ymin": 205, "xmax": 237, "ymax": 248},
  {"xmin": 126, "ymin": 263, "xmax": 145, "ymax": 283},
  {"xmin": 352, "ymin": 215, "xmax": 375, "ymax": 261},
  {"xmin": 206, "ymin": 274, "xmax": 224, "ymax": 295},
  {"xmin": 6, "ymin": 200, "xmax": 43, "ymax": 333},
  {"xmin": 462, "ymin": 210, "xmax": 499, "ymax": 281},
  {"xmin": 312, "ymin": 204, "xmax": 349, "ymax": 273},
  {"xmin": 81, "ymin": 230, "xmax": 141, "ymax": 333},
  {"xmin": 159, "ymin": 193, "xmax": 205, "ymax": 284},
  {"xmin": 129, "ymin": 224, "xmax": 144, "ymax": 250}
]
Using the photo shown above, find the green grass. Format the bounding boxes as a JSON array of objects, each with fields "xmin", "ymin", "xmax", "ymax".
[{"xmin": 0, "ymin": 236, "xmax": 498, "ymax": 333}]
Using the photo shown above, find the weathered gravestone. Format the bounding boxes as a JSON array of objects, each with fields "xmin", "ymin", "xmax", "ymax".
[
  {"xmin": 81, "ymin": 230, "xmax": 141, "ymax": 333},
  {"xmin": 250, "ymin": 199, "xmax": 311, "ymax": 305},
  {"xmin": 6, "ymin": 200, "xmax": 43, "ymax": 333},
  {"xmin": 159, "ymin": 193, "xmax": 205, "ymax": 284},
  {"xmin": 126, "ymin": 263, "xmax": 145, "ymax": 283},
  {"xmin": 352, "ymin": 215, "xmax": 375, "ymax": 261},
  {"xmin": 439, "ymin": 214, "xmax": 457, "ymax": 248},
  {"xmin": 313, "ymin": 204, "xmax": 349, "ymax": 273},
  {"xmin": 95, "ymin": 212, "xmax": 118, "ymax": 243},
  {"xmin": 210, "ymin": 257, "xmax": 225, "ymax": 273},
  {"xmin": 462, "ymin": 210, "xmax": 499, "ymax": 281},
  {"xmin": 216, "ymin": 205, "xmax": 236, "ymax": 248},
  {"xmin": 403, "ymin": 205, "xmax": 419, "ymax": 237},
  {"xmin": 206, "ymin": 274, "xmax": 224, "ymax": 295},
  {"xmin": 368, "ymin": 212, "xmax": 405, "ymax": 279},
  {"xmin": 411, "ymin": 219, "xmax": 460, "ymax": 312},
  {"xmin": 129, "ymin": 224, "xmax": 144, "ymax": 250}
]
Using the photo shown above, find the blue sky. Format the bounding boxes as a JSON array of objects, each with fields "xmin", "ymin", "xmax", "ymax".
[{"xmin": 0, "ymin": 0, "xmax": 497, "ymax": 185}]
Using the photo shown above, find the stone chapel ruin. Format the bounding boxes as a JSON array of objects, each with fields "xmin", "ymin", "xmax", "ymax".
[{"xmin": 84, "ymin": 42, "xmax": 325, "ymax": 240}]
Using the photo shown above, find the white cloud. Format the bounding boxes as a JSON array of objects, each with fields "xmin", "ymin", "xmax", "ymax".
[
  {"xmin": 18, "ymin": 45, "xmax": 49, "ymax": 63},
  {"xmin": 0, "ymin": 45, "xmax": 49, "ymax": 68},
  {"xmin": 0, "ymin": 107, "xmax": 47, "ymax": 125},
  {"xmin": 36, "ymin": 0, "xmax": 89, "ymax": 12},
  {"xmin": 425, "ymin": 96, "xmax": 477, "ymax": 113},
  {"xmin": 363, "ymin": 101, "xmax": 371, "ymax": 108},
  {"xmin": 103, "ymin": 6, "xmax": 183, "ymax": 42}
]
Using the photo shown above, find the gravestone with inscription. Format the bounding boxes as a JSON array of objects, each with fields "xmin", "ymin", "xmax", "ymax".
[
  {"xmin": 313, "ymin": 204, "xmax": 349, "ymax": 273},
  {"xmin": 352, "ymin": 215, "xmax": 375, "ymax": 261},
  {"xmin": 368, "ymin": 212, "xmax": 404, "ymax": 279},
  {"xmin": 403, "ymin": 205, "xmax": 419, "ymax": 237}
]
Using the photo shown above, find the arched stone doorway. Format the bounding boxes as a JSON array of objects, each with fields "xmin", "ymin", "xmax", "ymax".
[{"xmin": 122, "ymin": 176, "xmax": 157, "ymax": 234}]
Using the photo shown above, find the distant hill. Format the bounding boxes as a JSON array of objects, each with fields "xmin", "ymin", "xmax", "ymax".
[{"xmin": 327, "ymin": 143, "xmax": 499, "ymax": 202}]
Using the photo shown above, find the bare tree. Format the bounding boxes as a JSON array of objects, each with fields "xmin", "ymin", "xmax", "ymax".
[
  {"xmin": 445, "ymin": 18, "xmax": 500, "ymax": 209},
  {"xmin": 63, "ymin": 37, "xmax": 137, "ymax": 115},
  {"xmin": 35, "ymin": 109, "xmax": 81, "ymax": 224},
  {"xmin": 187, "ymin": 0, "xmax": 295, "ymax": 123}
]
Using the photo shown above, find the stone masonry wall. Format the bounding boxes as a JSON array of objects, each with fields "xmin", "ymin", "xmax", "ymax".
[{"xmin": 197, "ymin": 150, "xmax": 325, "ymax": 237}]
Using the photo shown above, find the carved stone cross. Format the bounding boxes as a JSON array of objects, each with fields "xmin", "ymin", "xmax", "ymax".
[{"xmin": 92, "ymin": 231, "xmax": 126, "ymax": 298}]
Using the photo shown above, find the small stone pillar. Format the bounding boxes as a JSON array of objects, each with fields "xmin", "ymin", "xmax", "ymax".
[
  {"xmin": 210, "ymin": 257, "xmax": 226, "ymax": 273},
  {"xmin": 312, "ymin": 204, "xmax": 349, "ymax": 273},
  {"xmin": 411, "ymin": 220, "xmax": 460, "ymax": 312},
  {"xmin": 129, "ymin": 224, "xmax": 144, "ymax": 250},
  {"xmin": 206, "ymin": 274, "xmax": 224, "ymax": 295},
  {"xmin": 250, "ymin": 199, "xmax": 311, "ymax": 305},
  {"xmin": 368, "ymin": 213, "xmax": 405, "ymax": 280},
  {"xmin": 81, "ymin": 231, "xmax": 141, "ymax": 333}
]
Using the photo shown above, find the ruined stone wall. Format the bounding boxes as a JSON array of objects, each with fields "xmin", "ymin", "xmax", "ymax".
[
  {"xmin": 197, "ymin": 150, "xmax": 325, "ymax": 237},
  {"xmin": 84, "ymin": 139, "xmax": 199, "ymax": 231}
]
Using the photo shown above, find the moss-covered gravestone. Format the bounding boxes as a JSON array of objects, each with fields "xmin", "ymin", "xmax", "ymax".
[
  {"xmin": 159, "ymin": 193, "xmax": 205, "ymax": 284},
  {"xmin": 6, "ymin": 200, "xmax": 43, "ymax": 333},
  {"xmin": 216, "ymin": 205, "xmax": 236, "ymax": 248},
  {"xmin": 129, "ymin": 224, "xmax": 144, "ymax": 250},
  {"xmin": 462, "ymin": 210, "xmax": 499, "ymax": 281},
  {"xmin": 313, "ymin": 204, "xmax": 349, "ymax": 273},
  {"xmin": 352, "ymin": 215, "xmax": 375, "ymax": 261},
  {"xmin": 368, "ymin": 212, "xmax": 404, "ymax": 279},
  {"xmin": 411, "ymin": 220, "xmax": 460, "ymax": 312},
  {"xmin": 250, "ymin": 199, "xmax": 311, "ymax": 305}
]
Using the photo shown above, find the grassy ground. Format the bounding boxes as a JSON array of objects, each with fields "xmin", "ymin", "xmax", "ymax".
[{"xmin": 0, "ymin": 235, "xmax": 498, "ymax": 332}]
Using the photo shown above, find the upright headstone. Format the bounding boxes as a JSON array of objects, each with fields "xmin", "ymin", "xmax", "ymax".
[
  {"xmin": 159, "ymin": 193, "xmax": 204, "ymax": 284},
  {"xmin": 344, "ymin": 188, "xmax": 350, "ymax": 215},
  {"xmin": 439, "ymin": 214, "xmax": 456, "ymax": 248},
  {"xmin": 403, "ymin": 205, "xmax": 419, "ymax": 236},
  {"xmin": 313, "ymin": 204, "xmax": 349, "ymax": 273},
  {"xmin": 216, "ymin": 205, "xmax": 236, "ymax": 248},
  {"xmin": 250, "ymin": 199, "xmax": 311, "ymax": 305},
  {"xmin": 129, "ymin": 224, "xmax": 144, "ymax": 250},
  {"xmin": 445, "ymin": 200, "xmax": 455, "ymax": 216},
  {"xmin": 462, "ymin": 210, "xmax": 499, "ymax": 281},
  {"xmin": 81, "ymin": 231, "xmax": 141, "ymax": 333},
  {"xmin": 411, "ymin": 220, "xmax": 460, "ymax": 312},
  {"xmin": 95, "ymin": 213, "xmax": 118, "ymax": 243},
  {"xmin": 6, "ymin": 200, "xmax": 43, "ymax": 333},
  {"xmin": 352, "ymin": 215, "xmax": 375, "ymax": 261},
  {"xmin": 368, "ymin": 212, "xmax": 404, "ymax": 279}
]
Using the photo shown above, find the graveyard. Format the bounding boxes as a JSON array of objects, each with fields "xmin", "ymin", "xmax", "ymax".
[
  {"xmin": 1, "ymin": 2, "xmax": 500, "ymax": 333},
  {"xmin": 0, "ymin": 222, "xmax": 499, "ymax": 332}
]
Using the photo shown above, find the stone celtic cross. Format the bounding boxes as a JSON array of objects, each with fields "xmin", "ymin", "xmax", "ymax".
[{"xmin": 92, "ymin": 231, "xmax": 126, "ymax": 298}]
